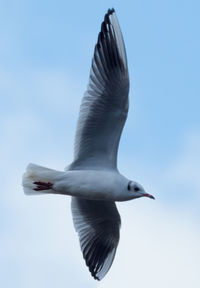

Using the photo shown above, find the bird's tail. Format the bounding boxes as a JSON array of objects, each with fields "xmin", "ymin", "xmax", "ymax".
[{"xmin": 22, "ymin": 163, "xmax": 63, "ymax": 195}]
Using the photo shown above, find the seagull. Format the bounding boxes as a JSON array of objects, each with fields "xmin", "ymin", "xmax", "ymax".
[{"xmin": 22, "ymin": 8, "xmax": 155, "ymax": 281}]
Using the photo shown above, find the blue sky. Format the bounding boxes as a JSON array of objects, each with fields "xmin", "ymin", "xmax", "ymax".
[{"xmin": 1, "ymin": 0, "xmax": 200, "ymax": 287}]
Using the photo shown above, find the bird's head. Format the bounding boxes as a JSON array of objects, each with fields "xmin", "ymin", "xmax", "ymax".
[{"xmin": 126, "ymin": 181, "xmax": 155, "ymax": 200}]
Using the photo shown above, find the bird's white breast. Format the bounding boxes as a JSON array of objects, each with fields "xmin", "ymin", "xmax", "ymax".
[{"xmin": 53, "ymin": 170, "xmax": 127, "ymax": 201}]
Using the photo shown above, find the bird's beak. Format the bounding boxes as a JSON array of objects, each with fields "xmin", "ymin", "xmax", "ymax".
[{"xmin": 143, "ymin": 193, "xmax": 155, "ymax": 200}]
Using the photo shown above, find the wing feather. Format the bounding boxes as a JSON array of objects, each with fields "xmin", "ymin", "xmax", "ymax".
[
  {"xmin": 71, "ymin": 197, "xmax": 121, "ymax": 280},
  {"xmin": 69, "ymin": 9, "xmax": 129, "ymax": 171}
]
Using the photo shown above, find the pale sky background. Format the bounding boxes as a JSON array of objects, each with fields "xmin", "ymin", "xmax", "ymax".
[{"xmin": 1, "ymin": 0, "xmax": 200, "ymax": 287}]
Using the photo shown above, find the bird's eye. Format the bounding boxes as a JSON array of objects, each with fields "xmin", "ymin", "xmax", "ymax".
[
  {"xmin": 127, "ymin": 181, "xmax": 132, "ymax": 191},
  {"xmin": 134, "ymin": 186, "xmax": 140, "ymax": 192}
]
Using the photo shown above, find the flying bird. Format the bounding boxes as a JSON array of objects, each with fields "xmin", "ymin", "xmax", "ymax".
[{"xmin": 22, "ymin": 8, "xmax": 155, "ymax": 281}]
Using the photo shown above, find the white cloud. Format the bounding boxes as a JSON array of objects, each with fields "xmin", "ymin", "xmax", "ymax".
[{"xmin": 98, "ymin": 201, "xmax": 200, "ymax": 288}]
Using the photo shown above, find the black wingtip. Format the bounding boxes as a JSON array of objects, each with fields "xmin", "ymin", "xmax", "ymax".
[
  {"xmin": 103, "ymin": 8, "xmax": 116, "ymax": 31},
  {"xmin": 92, "ymin": 274, "xmax": 100, "ymax": 281},
  {"xmin": 105, "ymin": 8, "xmax": 115, "ymax": 22},
  {"xmin": 107, "ymin": 8, "xmax": 115, "ymax": 15}
]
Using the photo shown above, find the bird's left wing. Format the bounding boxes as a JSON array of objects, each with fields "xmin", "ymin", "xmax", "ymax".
[
  {"xmin": 71, "ymin": 197, "xmax": 121, "ymax": 280},
  {"xmin": 69, "ymin": 9, "xmax": 129, "ymax": 171}
]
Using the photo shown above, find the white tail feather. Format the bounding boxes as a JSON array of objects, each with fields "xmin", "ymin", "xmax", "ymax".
[{"xmin": 22, "ymin": 163, "xmax": 63, "ymax": 195}]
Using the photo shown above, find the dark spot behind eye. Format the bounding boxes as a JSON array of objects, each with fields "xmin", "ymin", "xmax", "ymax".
[
  {"xmin": 127, "ymin": 181, "xmax": 132, "ymax": 191},
  {"xmin": 134, "ymin": 186, "xmax": 140, "ymax": 192}
]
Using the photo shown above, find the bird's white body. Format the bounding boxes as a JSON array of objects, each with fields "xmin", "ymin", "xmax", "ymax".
[
  {"xmin": 23, "ymin": 164, "xmax": 131, "ymax": 201},
  {"xmin": 55, "ymin": 170, "xmax": 127, "ymax": 200}
]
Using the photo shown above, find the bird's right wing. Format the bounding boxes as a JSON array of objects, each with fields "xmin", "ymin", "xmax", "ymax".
[
  {"xmin": 71, "ymin": 197, "xmax": 121, "ymax": 280},
  {"xmin": 69, "ymin": 9, "xmax": 129, "ymax": 171}
]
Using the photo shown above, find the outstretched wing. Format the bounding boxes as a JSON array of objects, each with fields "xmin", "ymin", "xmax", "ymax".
[
  {"xmin": 69, "ymin": 9, "xmax": 129, "ymax": 171},
  {"xmin": 71, "ymin": 197, "xmax": 121, "ymax": 280}
]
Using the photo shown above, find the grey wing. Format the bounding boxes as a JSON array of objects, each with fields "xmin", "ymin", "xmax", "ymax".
[
  {"xmin": 69, "ymin": 9, "xmax": 129, "ymax": 171},
  {"xmin": 71, "ymin": 197, "xmax": 121, "ymax": 280}
]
